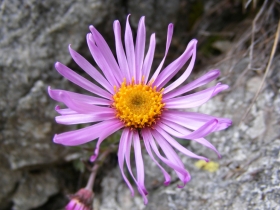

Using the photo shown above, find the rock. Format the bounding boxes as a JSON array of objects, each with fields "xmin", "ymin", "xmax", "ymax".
[
  {"xmin": 0, "ymin": 156, "xmax": 22, "ymax": 208},
  {"xmin": 0, "ymin": 0, "xmax": 112, "ymax": 208},
  {"xmin": 0, "ymin": 0, "xmax": 112, "ymax": 168},
  {"xmin": 212, "ymin": 40, "xmax": 233, "ymax": 53},
  {"xmin": 12, "ymin": 171, "xmax": 59, "ymax": 210},
  {"xmin": 127, "ymin": 0, "xmax": 180, "ymax": 43}
]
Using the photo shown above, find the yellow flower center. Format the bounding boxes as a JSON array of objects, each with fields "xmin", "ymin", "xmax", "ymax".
[{"xmin": 113, "ymin": 78, "xmax": 165, "ymax": 129}]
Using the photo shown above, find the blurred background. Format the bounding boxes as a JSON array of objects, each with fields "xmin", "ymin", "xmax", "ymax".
[{"xmin": 0, "ymin": 0, "xmax": 279, "ymax": 209}]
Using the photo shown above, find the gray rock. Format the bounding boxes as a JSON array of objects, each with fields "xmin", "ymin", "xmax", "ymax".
[
  {"xmin": 127, "ymin": 0, "xmax": 180, "ymax": 43},
  {"xmin": 12, "ymin": 171, "xmax": 59, "ymax": 210},
  {"xmin": 0, "ymin": 0, "xmax": 112, "ymax": 168},
  {"xmin": 0, "ymin": 155, "xmax": 21, "ymax": 208},
  {"xmin": 0, "ymin": 0, "xmax": 112, "ymax": 208}
]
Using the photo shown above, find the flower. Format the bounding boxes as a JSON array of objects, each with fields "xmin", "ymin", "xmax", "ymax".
[
  {"xmin": 65, "ymin": 188, "xmax": 93, "ymax": 210},
  {"xmin": 49, "ymin": 15, "xmax": 232, "ymax": 204}
]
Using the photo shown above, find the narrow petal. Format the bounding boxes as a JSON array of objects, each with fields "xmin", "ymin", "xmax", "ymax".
[
  {"xmin": 161, "ymin": 118, "xmax": 221, "ymax": 140},
  {"xmin": 135, "ymin": 17, "xmax": 146, "ymax": 83},
  {"xmin": 155, "ymin": 125, "xmax": 209, "ymax": 161},
  {"xmin": 159, "ymin": 119, "xmax": 220, "ymax": 158},
  {"xmin": 153, "ymin": 39, "xmax": 197, "ymax": 89},
  {"xmin": 53, "ymin": 121, "xmax": 110, "ymax": 146},
  {"xmin": 90, "ymin": 119, "xmax": 124, "ymax": 161},
  {"xmin": 164, "ymin": 83, "xmax": 229, "ymax": 109},
  {"xmin": 55, "ymin": 112, "xmax": 115, "ymax": 125},
  {"xmin": 162, "ymin": 110, "xmax": 232, "ymax": 131},
  {"xmin": 125, "ymin": 15, "xmax": 136, "ymax": 80},
  {"xmin": 89, "ymin": 25, "xmax": 123, "ymax": 84},
  {"xmin": 48, "ymin": 87, "xmax": 111, "ymax": 106},
  {"xmin": 150, "ymin": 130, "xmax": 191, "ymax": 187},
  {"xmin": 133, "ymin": 131, "xmax": 148, "ymax": 194},
  {"xmin": 55, "ymin": 106, "xmax": 77, "ymax": 115},
  {"xmin": 179, "ymin": 119, "xmax": 219, "ymax": 140},
  {"xmin": 124, "ymin": 129, "xmax": 148, "ymax": 204},
  {"xmin": 142, "ymin": 129, "xmax": 171, "ymax": 185},
  {"xmin": 163, "ymin": 41, "xmax": 197, "ymax": 93},
  {"xmin": 118, "ymin": 128, "xmax": 135, "ymax": 196},
  {"xmin": 52, "ymin": 90, "xmax": 113, "ymax": 114},
  {"xmin": 68, "ymin": 45, "xmax": 114, "ymax": 94},
  {"xmin": 142, "ymin": 33, "xmax": 156, "ymax": 84},
  {"xmin": 54, "ymin": 62, "xmax": 112, "ymax": 99},
  {"xmin": 87, "ymin": 34, "xmax": 119, "ymax": 86},
  {"xmin": 149, "ymin": 24, "xmax": 173, "ymax": 83},
  {"xmin": 113, "ymin": 20, "xmax": 131, "ymax": 81},
  {"xmin": 163, "ymin": 70, "xmax": 220, "ymax": 100}
]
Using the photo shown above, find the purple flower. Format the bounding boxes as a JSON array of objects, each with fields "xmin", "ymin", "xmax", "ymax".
[
  {"xmin": 65, "ymin": 188, "xmax": 93, "ymax": 210},
  {"xmin": 49, "ymin": 15, "xmax": 232, "ymax": 204}
]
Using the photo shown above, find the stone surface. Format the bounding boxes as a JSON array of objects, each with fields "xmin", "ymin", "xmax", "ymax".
[
  {"xmin": 12, "ymin": 171, "xmax": 59, "ymax": 210},
  {"xmin": 0, "ymin": 156, "xmax": 22, "ymax": 209},
  {"xmin": 0, "ymin": 0, "xmax": 111, "ymax": 170},
  {"xmin": 0, "ymin": 0, "xmax": 112, "ymax": 209},
  {"xmin": 127, "ymin": 0, "xmax": 180, "ymax": 43}
]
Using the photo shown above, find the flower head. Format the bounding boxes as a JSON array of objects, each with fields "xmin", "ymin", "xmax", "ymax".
[
  {"xmin": 49, "ymin": 15, "xmax": 232, "ymax": 204},
  {"xmin": 65, "ymin": 188, "xmax": 93, "ymax": 210}
]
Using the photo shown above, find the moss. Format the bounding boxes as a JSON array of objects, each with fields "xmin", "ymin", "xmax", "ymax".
[
  {"xmin": 187, "ymin": 0, "xmax": 204, "ymax": 30},
  {"xmin": 199, "ymin": 35, "xmax": 223, "ymax": 57}
]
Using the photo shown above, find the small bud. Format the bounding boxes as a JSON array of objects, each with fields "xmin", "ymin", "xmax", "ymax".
[{"xmin": 65, "ymin": 188, "xmax": 94, "ymax": 210}]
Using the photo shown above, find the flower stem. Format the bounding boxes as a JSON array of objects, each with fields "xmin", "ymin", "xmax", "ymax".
[{"xmin": 85, "ymin": 149, "xmax": 111, "ymax": 191}]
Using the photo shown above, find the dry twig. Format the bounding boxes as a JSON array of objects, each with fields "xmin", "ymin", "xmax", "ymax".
[{"xmin": 239, "ymin": 20, "xmax": 280, "ymax": 125}]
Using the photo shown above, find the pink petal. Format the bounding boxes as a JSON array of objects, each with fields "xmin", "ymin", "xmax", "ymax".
[
  {"xmin": 87, "ymin": 34, "xmax": 119, "ymax": 86},
  {"xmin": 153, "ymin": 39, "xmax": 197, "ymax": 89},
  {"xmin": 125, "ymin": 15, "xmax": 136, "ymax": 80},
  {"xmin": 55, "ymin": 106, "xmax": 77, "ymax": 115},
  {"xmin": 159, "ymin": 119, "xmax": 220, "ymax": 158},
  {"xmin": 48, "ymin": 87, "xmax": 111, "ymax": 106},
  {"xmin": 163, "ymin": 70, "xmax": 220, "ymax": 100},
  {"xmin": 54, "ymin": 121, "xmax": 111, "ymax": 146},
  {"xmin": 118, "ymin": 128, "xmax": 135, "ymax": 196},
  {"xmin": 163, "ymin": 41, "xmax": 196, "ymax": 93},
  {"xmin": 54, "ymin": 62, "xmax": 112, "ymax": 99},
  {"xmin": 89, "ymin": 25, "xmax": 123, "ymax": 84},
  {"xmin": 55, "ymin": 112, "xmax": 115, "ymax": 125},
  {"xmin": 51, "ymin": 90, "xmax": 113, "ymax": 114},
  {"xmin": 150, "ymin": 129, "xmax": 191, "ymax": 187},
  {"xmin": 124, "ymin": 129, "xmax": 148, "ymax": 204},
  {"xmin": 68, "ymin": 45, "xmax": 114, "ymax": 94},
  {"xmin": 142, "ymin": 33, "xmax": 156, "ymax": 84},
  {"xmin": 90, "ymin": 119, "xmax": 124, "ymax": 162},
  {"xmin": 149, "ymin": 24, "xmax": 173, "ymax": 83},
  {"xmin": 135, "ymin": 17, "xmax": 146, "ymax": 83},
  {"xmin": 142, "ymin": 128, "xmax": 171, "ymax": 185},
  {"xmin": 133, "ymin": 131, "xmax": 148, "ymax": 194},
  {"xmin": 179, "ymin": 119, "xmax": 219, "ymax": 140},
  {"xmin": 155, "ymin": 125, "xmax": 209, "ymax": 161},
  {"xmin": 164, "ymin": 83, "xmax": 229, "ymax": 109},
  {"xmin": 162, "ymin": 110, "xmax": 232, "ymax": 131},
  {"xmin": 113, "ymin": 20, "xmax": 131, "ymax": 81}
]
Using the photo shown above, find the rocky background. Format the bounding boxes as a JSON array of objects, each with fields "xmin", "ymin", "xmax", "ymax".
[{"xmin": 0, "ymin": 0, "xmax": 279, "ymax": 209}]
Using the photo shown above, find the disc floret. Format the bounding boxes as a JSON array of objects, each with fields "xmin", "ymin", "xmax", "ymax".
[{"xmin": 113, "ymin": 78, "xmax": 165, "ymax": 129}]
